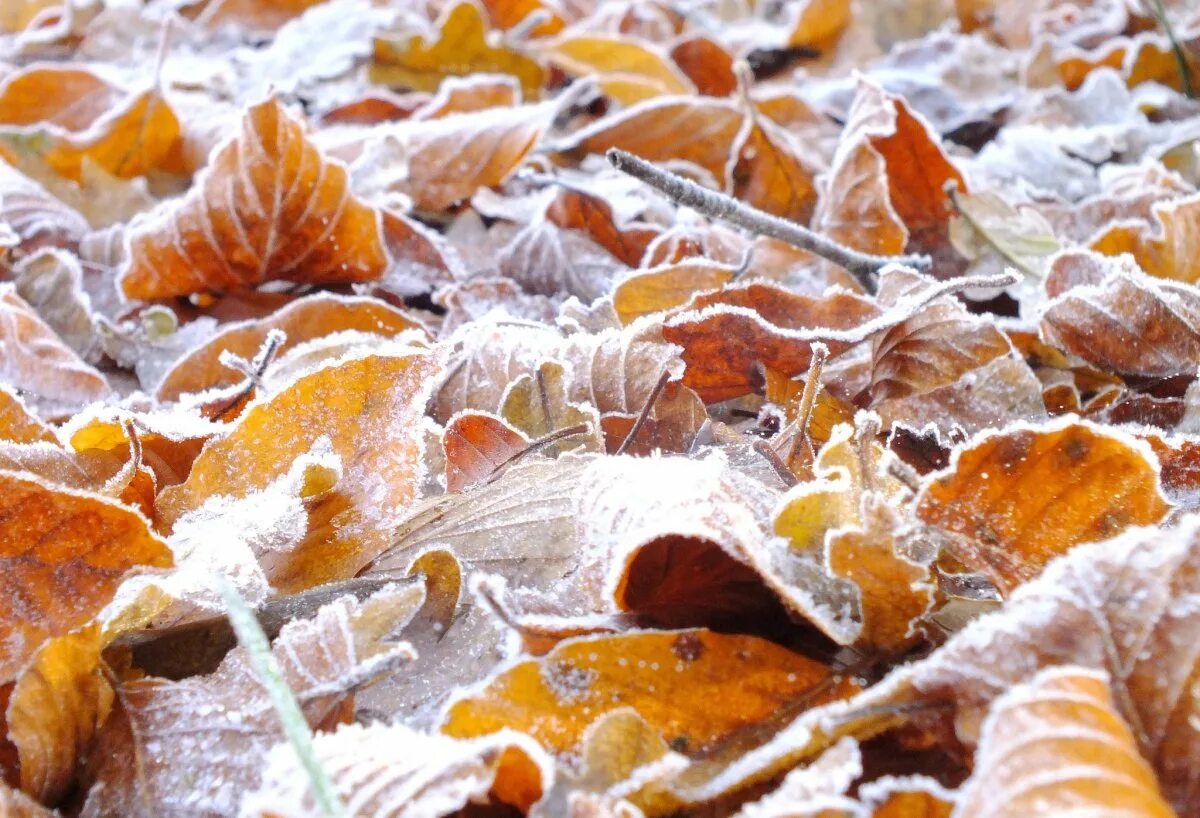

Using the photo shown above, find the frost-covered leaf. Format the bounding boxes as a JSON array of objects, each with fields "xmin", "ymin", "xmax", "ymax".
[{"xmin": 120, "ymin": 97, "xmax": 389, "ymax": 300}]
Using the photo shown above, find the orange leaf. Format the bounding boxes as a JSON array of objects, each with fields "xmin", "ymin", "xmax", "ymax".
[
  {"xmin": 6, "ymin": 624, "xmax": 110, "ymax": 805},
  {"xmin": 119, "ymin": 96, "xmax": 389, "ymax": 300},
  {"xmin": 1092, "ymin": 193, "xmax": 1200, "ymax": 284},
  {"xmin": 156, "ymin": 348, "xmax": 439, "ymax": 591},
  {"xmin": 669, "ymin": 36, "xmax": 737, "ymax": 97},
  {"xmin": 957, "ymin": 666, "xmax": 1176, "ymax": 818},
  {"xmin": 562, "ymin": 97, "xmax": 746, "ymax": 186},
  {"xmin": 731, "ymin": 118, "xmax": 818, "ymax": 224},
  {"xmin": 155, "ymin": 293, "xmax": 424, "ymax": 401},
  {"xmin": 0, "ymin": 284, "xmax": 109, "ymax": 416},
  {"xmin": 916, "ymin": 418, "xmax": 1170, "ymax": 593},
  {"xmin": 369, "ymin": 2, "xmax": 545, "ymax": 96},
  {"xmin": 442, "ymin": 629, "xmax": 853, "ymax": 759},
  {"xmin": 0, "ymin": 386, "xmax": 54, "ymax": 444},
  {"xmin": 612, "ymin": 259, "xmax": 735, "ymax": 325},
  {"xmin": 0, "ymin": 67, "xmax": 181, "ymax": 182},
  {"xmin": 0, "ymin": 470, "xmax": 171, "ymax": 680},
  {"xmin": 541, "ymin": 34, "xmax": 693, "ymax": 104}
]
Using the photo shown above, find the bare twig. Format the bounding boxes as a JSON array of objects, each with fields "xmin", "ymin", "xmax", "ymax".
[
  {"xmin": 606, "ymin": 148, "xmax": 930, "ymax": 293},
  {"xmin": 615, "ymin": 369, "xmax": 672, "ymax": 455},
  {"xmin": 775, "ymin": 342, "xmax": 828, "ymax": 469},
  {"xmin": 210, "ymin": 328, "xmax": 286, "ymax": 421},
  {"xmin": 485, "ymin": 422, "xmax": 591, "ymax": 483},
  {"xmin": 753, "ymin": 439, "xmax": 799, "ymax": 488}
]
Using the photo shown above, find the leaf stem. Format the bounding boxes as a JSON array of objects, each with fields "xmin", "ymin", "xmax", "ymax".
[
  {"xmin": 615, "ymin": 368, "xmax": 672, "ymax": 455},
  {"xmin": 606, "ymin": 148, "xmax": 931, "ymax": 293},
  {"xmin": 219, "ymin": 579, "xmax": 348, "ymax": 818}
]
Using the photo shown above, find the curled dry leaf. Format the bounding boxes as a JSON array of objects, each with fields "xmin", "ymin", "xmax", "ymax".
[
  {"xmin": 6, "ymin": 624, "xmax": 109, "ymax": 805},
  {"xmin": 915, "ymin": 417, "xmax": 1170, "ymax": 593},
  {"xmin": 120, "ymin": 96, "xmax": 389, "ymax": 300},
  {"xmin": 157, "ymin": 347, "xmax": 440, "ymax": 592},
  {"xmin": 82, "ymin": 584, "xmax": 423, "ymax": 818},
  {"xmin": 956, "ymin": 665, "xmax": 1176, "ymax": 818},
  {"xmin": 155, "ymin": 293, "xmax": 424, "ymax": 400},
  {"xmin": 351, "ymin": 101, "xmax": 556, "ymax": 211},
  {"xmin": 1092, "ymin": 193, "xmax": 1200, "ymax": 285},
  {"xmin": 1041, "ymin": 250, "xmax": 1200, "ymax": 379},
  {"xmin": 611, "ymin": 259, "xmax": 736, "ymax": 326},
  {"xmin": 244, "ymin": 722, "xmax": 551, "ymax": 817},
  {"xmin": 0, "ymin": 284, "xmax": 109, "ymax": 415},
  {"xmin": 0, "ymin": 470, "xmax": 171, "ymax": 681},
  {"xmin": 816, "ymin": 79, "xmax": 964, "ymax": 262}
]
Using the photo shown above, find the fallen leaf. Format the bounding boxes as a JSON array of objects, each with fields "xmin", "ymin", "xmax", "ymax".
[
  {"xmin": 0, "ymin": 284, "xmax": 109, "ymax": 416},
  {"xmin": 443, "ymin": 410, "xmax": 529, "ymax": 492},
  {"xmin": 156, "ymin": 346, "xmax": 440, "ymax": 591},
  {"xmin": 915, "ymin": 417, "xmax": 1170, "ymax": 593},
  {"xmin": 1092, "ymin": 193, "xmax": 1200, "ymax": 285},
  {"xmin": 155, "ymin": 293, "xmax": 424, "ymax": 400},
  {"xmin": 81, "ymin": 584, "xmax": 423, "ymax": 818},
  {"xmin": 120, "ymin": 96, "xmax": 390, "ymax": 300},
  {"xmin": 957, "ymin": 665, "xmax": 1176, "ymax": 818},
  {"xmin": 0, "ymin": 470, "xmax": 171, "ymax": 681},
  {"xmin": 0, "ymin": 385, "xmax": 54, "ymax": 444},
  {"xmin": 369, "ymin": 2, "xmax": 544, "ymax": 96},
  {"xmin": 541, "ymin": 34, "xmax": 693, "ymax": 104},
  {"xmin": 669, "ymin": 36, "xmax": 737, "ymax": 97},
  {"xmin": 1041, "ymin": 250, "xmax": 1200, "ymax": 378},
  {"xmin": 243, "ymin": 722, "xmax": 552, "ymax": 817},
  {"xmin": 612, "ymin": 259, "xmax": 736, "ymax": 325}
]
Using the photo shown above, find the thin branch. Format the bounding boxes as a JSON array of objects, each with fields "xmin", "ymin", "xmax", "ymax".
[
  {"xmin": 485, "ymin": 422, "xmax": 591, "ymax": 483},
  {"xmin": 606, "ymin": 148, "xmax": 930, "ymax": 293},
  {"xmin": 776, "ymin": 342, "xmax": 828, "ymax": 469},
  {"xmin": 615, "ymin": 369, "xmax": 672, "ymax": 455},
  {"xmin": 210, "ymin": 328, "xmax": 286, "ymax": 421},
  {"xmin": 753, "ymin": 439, "xmax": 799, "ymax": 488}
]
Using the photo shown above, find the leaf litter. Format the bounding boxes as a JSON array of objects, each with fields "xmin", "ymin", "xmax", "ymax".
[{"xmin": 6, "ymin": 0, "xmax": 1200, "ymax": 816}]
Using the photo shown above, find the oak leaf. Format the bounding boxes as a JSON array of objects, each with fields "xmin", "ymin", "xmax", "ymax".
[{"xmin": 120, "ymin": 97, "xmax": 390, "ymax": 300}]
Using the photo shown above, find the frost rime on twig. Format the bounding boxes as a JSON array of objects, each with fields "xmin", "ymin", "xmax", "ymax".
[{"xmin": 606, "ymin": 148, "xmax": 931, "ymax": 293}]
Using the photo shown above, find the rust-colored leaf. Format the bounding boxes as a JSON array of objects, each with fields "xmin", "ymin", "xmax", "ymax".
[
  {"xmin": 120, "ymin": 97, "xmax": 389, "ymax": 300},
  {"xmin": 443, "ymin": 411, "xmax": 529, "ymax": 492}
]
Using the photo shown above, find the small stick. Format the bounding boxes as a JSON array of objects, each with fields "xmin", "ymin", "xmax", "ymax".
[
  {"xmin": 753, "ymin": 439, "xmax": 799, "ymax": 488},
  {"xmin": 607, "ymin": 148, "xmax": 930, "ymax": 293},
  {"xmin": 778, "ymin": 342, "xmax": 828, "ymax": 469},
  {"xmin": 615, "ymin": 369, "xmax": 672, "ymax": 455},
  {"xmin": 485, "ymin": 422, "xmax": 591, "ymax": 483},
  {"xmin": 210, "ymin": 328, "xmax": 286, "ymax": 421}
]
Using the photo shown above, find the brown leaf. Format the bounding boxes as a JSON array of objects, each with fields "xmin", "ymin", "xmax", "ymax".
[
  {"xmin": 869, "ymin": 268, "xmax": 1012, "ymax": 403},
  {"xmin": 546, "ymin": 187, "xmax": 658, "ymax": 267},
  {"xmin": 915, "ymin": 418, "xmax": 1171, "ymax": 593},
  {"xmin": 957, "ymin": 666, "xmax": 1176, "ymax": 818},
  {"xmin": 1041, "ymin": 250, "xmax": 1200, "ymax": 378},
  {"xmin": 156, "ymin": 347, "xmax": 440, "ymax": 592},
  {"xmin": 0, "ymin": 284, "xmax": 109, "ymax": 416},
  {"xmin": 155, "ymin": 293, "xmax": 424, "ymax": 401},
  {"xmin": 816, "ymin": 79, "xmax": 964, "ymax": 263},
  {"xmin": 81, "ymin": 584, "xmax": 423, "ymax": 818},
  {"xmin": 369, "ymin": 2, "xmax": 545, "ymax": 96},
  {"xmin": 669, "ymin": 36, "xmax": 737, "ymax": 97},
  {"xmin": 120, "ymin": 97, "xmax": 389, "ymax": 300},
  {"xmin": 0, "ymin": 470, "xmax": 171, "ymax": 681},
  {"xmin": 541, "ymin": 34, "xmax": 693, "ymax": 104},
  {"xmin": 731, "ymin": 118, "xmax": 819, "ymax": 224}
]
